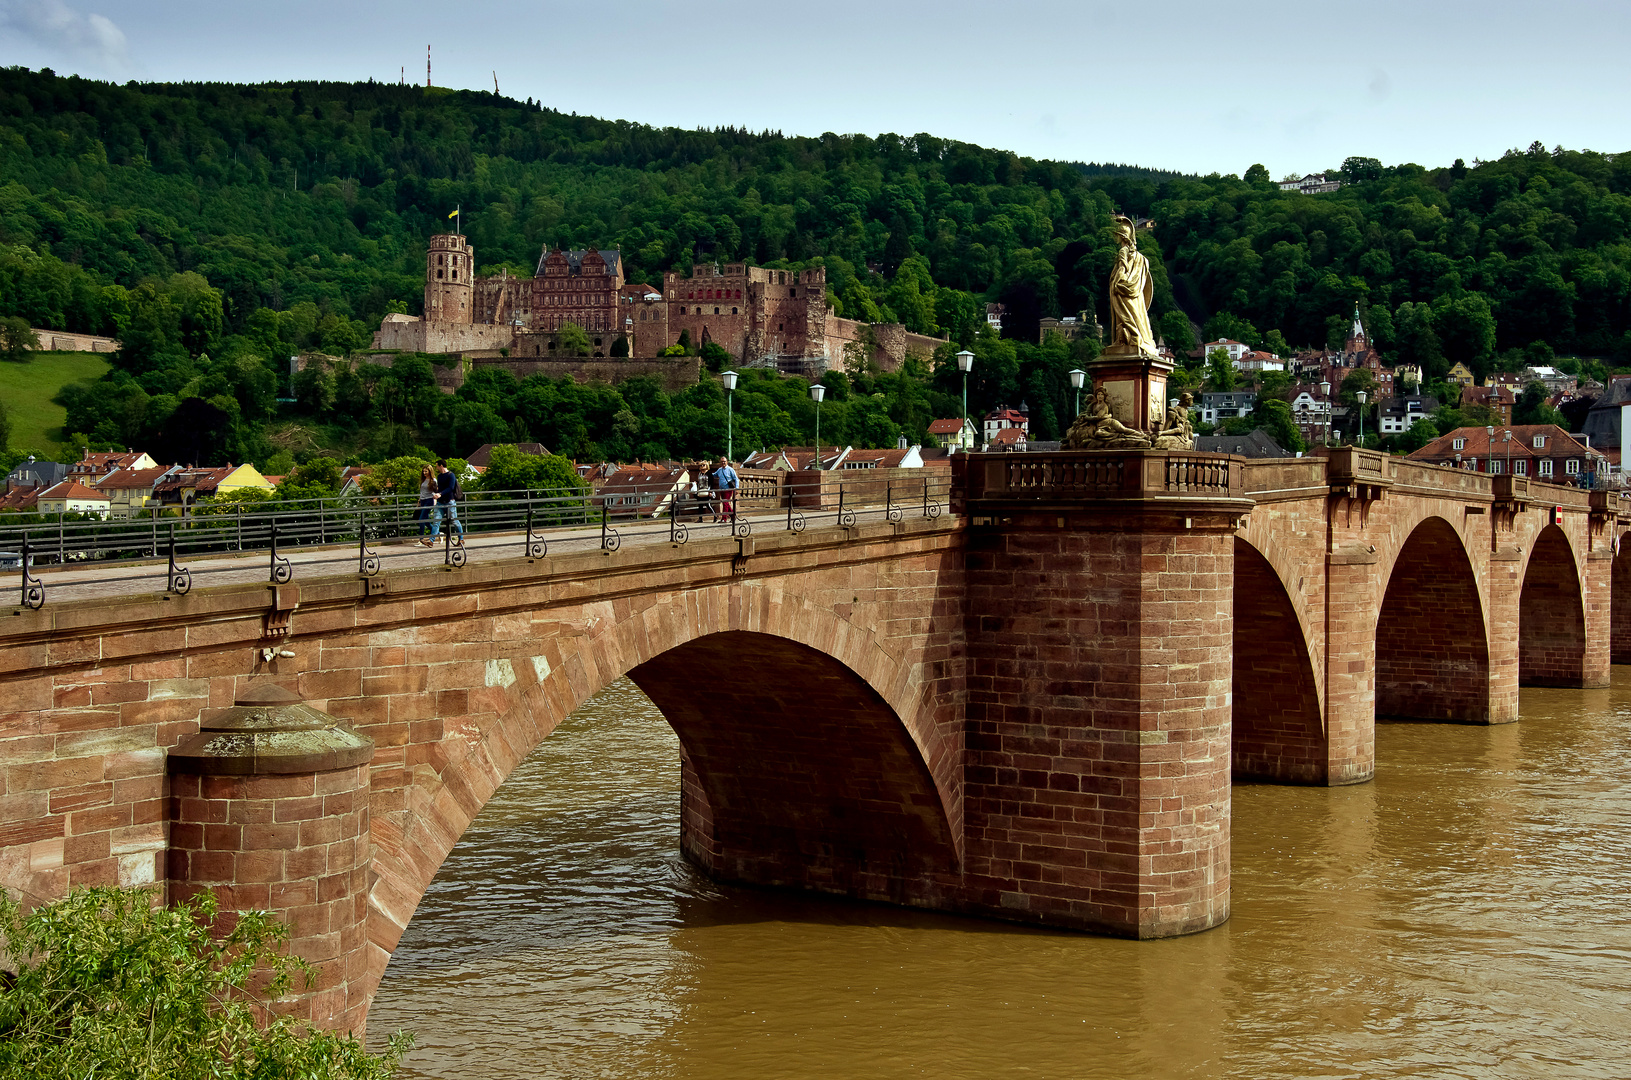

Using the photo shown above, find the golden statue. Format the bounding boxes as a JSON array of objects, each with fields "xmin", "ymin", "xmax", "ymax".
[
  {"xmin": 1106, "ymin": 215, "xmax": 1157, "ymax": 357},
  {"xmin": 1065, "ymin": 385, "xmax": 1152, "ymax": 449},
  {"xmin": 1152, "ymin": 391, "xmax": 1196, "ymax": 450}
]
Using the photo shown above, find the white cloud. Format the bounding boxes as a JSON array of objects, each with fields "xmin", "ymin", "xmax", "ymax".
[{"xmin": 1, "ymin": 0, "xmax": 132, "ymax": 75}]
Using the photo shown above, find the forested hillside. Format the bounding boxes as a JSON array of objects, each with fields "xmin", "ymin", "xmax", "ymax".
[
  {"xmin": 0, "ymin": 65, "xmax": 1627, "ymax": 471},
  {"xmin": 1155, "ymin": 149, "xmax": 1631, "ymax": 379}
]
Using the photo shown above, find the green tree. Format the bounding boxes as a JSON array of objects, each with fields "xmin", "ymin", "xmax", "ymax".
[
  {"xmin": 1249, "ymin": 397, "xmax": 1305, "ymax": 453},
  {"xmin": 0, "ymin": 399, "xmax": 10, "ymax": 450},
  {"xmin": 1158, "ymin": 310, "xmax": 1196, "ymax": 358},
  {"xmin": 1433, "ymin": 293, "xmax": 1498, "ymax": 382},
  {"xmin": 1397, "ymin": 417, "xmax": 1441, "ymax": 453},
  {"xmin": 557, "ymin": 322, "xmax": 591, "ymax": 357},
  {"xmin": 0, "ymin": 316, "xmax": 39, "ymax": 361},
  {"xmin": 475, "ymin": 444, "xmax": 589, "ymax": 494},
  {"xmin": 0, "ymin": 886, "xmax": 410, "ymax": 1080},
  {"xmin": 1514, "ymin": 381, "xmax": 1565, "ymax": 427},
  {"xmin": 1205, "ymin": 347, "xmax": 1237, "ymax": 391},
  {"xmin": 359, "ymin": 455, "xmax": 435, "ymax": 496}
]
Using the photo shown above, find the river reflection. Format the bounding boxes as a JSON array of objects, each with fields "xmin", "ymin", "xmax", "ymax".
[{"xmin": 369, "ymin": 674, "xmax": 1631, "ymax": 1079}]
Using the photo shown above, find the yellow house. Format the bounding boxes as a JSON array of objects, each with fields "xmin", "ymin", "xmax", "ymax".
[
  {"xmin": 1447, "ymin": 363, "xmax": 1476, "ymax": 386},
  {"xmin": 155, "ymin": 464, "xmax": 275, "ymax": 510}
]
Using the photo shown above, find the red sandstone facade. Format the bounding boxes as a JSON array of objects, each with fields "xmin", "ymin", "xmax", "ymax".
[{"xmin": 1, "ymin": 450, "xmax": 1628, "ymax": 1039}]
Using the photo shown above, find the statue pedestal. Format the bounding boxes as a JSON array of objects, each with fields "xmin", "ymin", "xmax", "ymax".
[{"xmin": 1089, "ymin": 347, "xmax": 1172, "ymax": 435}]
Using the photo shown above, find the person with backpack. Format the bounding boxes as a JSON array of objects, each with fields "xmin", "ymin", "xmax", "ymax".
[{"xmin": 424, "ymin": 459, "xmax": 465, "ymax": 547}]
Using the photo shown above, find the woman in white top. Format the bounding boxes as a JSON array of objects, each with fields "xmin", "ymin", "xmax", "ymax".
[{"xmin": 416, "ymin": 465, "xmax": 436, "ymax": 544}]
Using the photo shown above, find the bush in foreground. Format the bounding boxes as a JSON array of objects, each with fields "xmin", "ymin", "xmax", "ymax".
[{"xmin": 0, "ymin": 886, "xmax": 410, "ymax": 1080}]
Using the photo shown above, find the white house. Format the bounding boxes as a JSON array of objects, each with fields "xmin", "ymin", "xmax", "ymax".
[
  {"xmin": 983, "ymin": 405, "xmax": 1029, "ymax": 444},
  {"xmin": 1202, "ymin": 339, "xmax": 1252, "ymax": 362},
  {"xmin": 34, "ymin": 480, "xmax": 112, "ymax": 518}
]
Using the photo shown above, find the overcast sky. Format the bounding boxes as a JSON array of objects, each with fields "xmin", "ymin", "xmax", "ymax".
[{"xmin": 2, "ymin": 0, "xmax": 1627, "ymax": 177}]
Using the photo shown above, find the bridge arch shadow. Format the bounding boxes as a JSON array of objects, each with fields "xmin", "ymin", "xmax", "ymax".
[
  {"xmin": 1612, "ymin": 533, "xmax": 1631, "ymax": 665},
  {"xmin": 1375, "ymin": 516, "xmax": 1491, "ymax": 722},
  {"xmin": 364, "ymin": 590, "xmax": 963, "ymax": 1016},
  {"xmin": 1520, "ymin": 524, "xmax": 1586, "ymax": 686},
  {"xmin": 1232, "ymin": 538, "xmax": 1326, "ymax": 783},
  {"xmin": 630, "ymin": 630, "xmax": 960, "ymax": 899}
]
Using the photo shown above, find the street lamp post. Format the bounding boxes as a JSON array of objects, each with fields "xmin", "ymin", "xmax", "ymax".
[
  {"xmin": 1486, "ymin": 424, "xmax": 1495, "ymax": 475},
  {"xmin": 1356, "ymin": 390, "xmax": 1368, "ymax": 446},
  {"xmin": 1069, "ymin": 368, "xmax": 1087, "ymax": 418},
  {"xmin": 956, "ymin": 349, "xmax": 975, "ymax": 452},
  {"xmin": 809, "ymin": 383, "xmax": 826, "ymax": 470},
  {"xmin": 721, "ymin": 370, "xmax": 738, "ymax": 462},
  {"xmin": 1319, "ymin": 380, "xmax": 1331, "ymax": 446},
  {"xmin": 1504, "ymin": 429, "xmax": 1512, "ymax": 475}
]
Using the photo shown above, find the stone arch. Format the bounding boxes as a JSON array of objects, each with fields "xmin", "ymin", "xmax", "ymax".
[
  {"xmin": 1613, "ymin": 530, "xmax": 1631, "ymax": 665},
  {"xmin": 1374, "ymin": 516, "xmax": 1492, "ymax": 722},
  {"xmin": 1519, "ymin": 524, "xmax": 1587, "ymax": 686},
  {"xmin": 362, "ymin": 582, "xmax": 961, "ymax": 1012},
  {"xmin": 1231, "ymin": 537, "xmax": 1326, "ymax": 782}
]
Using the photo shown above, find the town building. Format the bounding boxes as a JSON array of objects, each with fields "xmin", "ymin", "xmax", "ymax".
[
  {"xmin": 1406, "ymin": 425, "xmax": 1605, "ymax": 483},
  {"xmin": 1038, "ymin": 310, "xmax": 1101, "ymax": 344},
  {"xmin": 1378, "ymin": 394, "xmax": 1439, "ymax": 436},
  {"xmin": 928, "ymin": 418, "xmax": 977, "ymax": 451},
  {"xmin": 1199, "ymin": 391, "xmax": 1254, "ymax": 427},
  {"xmin": 1460, "ymin": 384, "xmax": 1515, "ymax": 425},
  {"xmin": 67, "ymin": 449, "xmax": 158, "ymax": 482},
  {"xmin": 593, "ymin": 464, "xmax": 690, "ymax": 519},
  {"xmin": 1193, "ymin": 431, "xmax": 1288, "ymax": 458},
  {"xmin": 153, "ymin": 464, "xmax": 275, "ymax": 511},
  {"xmin": 1278, "ymin": 173, "xmax": 1342, "ymax": 194},
  {"xmin": 1201, "ymin": 339, "xmax": 1252, "ymax": 362},
  {"xmin": 94, "ymin": 466, "xmax": 177, "ymax": 520},
  {"xmin": 34, "ymin": 480, "xmax": 111, "ymax": 518},
  {"xmin": 1290, "ymin": 387, "xmax": 1335, "ymax": 445},
  {"xmin": 1446, "ymin": 363, "xmax": 1476, "ymax": 386},
  {"xmin": 983, "ymin": 404, "xmax": 1029, "ymax": 445}
]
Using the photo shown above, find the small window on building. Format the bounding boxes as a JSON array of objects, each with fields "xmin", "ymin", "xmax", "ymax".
[
  {"xmin": 1452, "ymin": 438, "xmax": 1465, "ymax": 450},
  {"xmin": 714, "ymin": 307, "xmax": 720, "ymax": 315},
  {"xmin": 1515, "ymin": 460, "xmax": 1528, "ymax": 475},
  {"xmin": 437, "ymin": 270, "xmax": 444, "ymax": 279},
  {"xmin": 594, "ymin": 338, "xmax": 603, "ymax": 347},
  {"xmin": 789, "ymin": 288, "xmax": 797, "ymax": 297},
  {"xmin": 1488, "ymin": 460, "xmax": 1502, "ymax": 475},
  {"xmin": 1533, "ymin": 435, "xmax": 1546, "ymax": 448},
  {"xmin": 1566, "ymin": 459, "xmax": 1580, "ymax": 474},
  {"xmin": 732, "ymin": 307, "xmax": 738, "ymax": 315},
  {"xmin": 1540, "ymin": 459, "xmax": 1554, "ymax": 476}
]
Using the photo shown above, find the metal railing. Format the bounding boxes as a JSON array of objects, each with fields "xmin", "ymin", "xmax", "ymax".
[{"xmin": 3, "ymin": 472, "xmax": 954, "ymax": 609}]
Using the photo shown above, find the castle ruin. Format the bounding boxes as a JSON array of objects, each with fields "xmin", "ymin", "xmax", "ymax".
[{"xmin": 373, "ymin": 234, "xmax": 947, "ymax": 372}]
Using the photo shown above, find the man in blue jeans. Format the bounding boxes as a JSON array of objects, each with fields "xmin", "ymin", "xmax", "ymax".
[
  {"xmin": 424, "ymin": 459, "xmax": 465, "ymax": 546},
  {"xmin": 712, "ymin": 456, "xmax": 739, "ymax": 523}
]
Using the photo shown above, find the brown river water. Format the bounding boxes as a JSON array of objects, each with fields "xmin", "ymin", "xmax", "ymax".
[{"xmin": 369, "ymin": 672, "xmax": 1631, "ymax": 1079}]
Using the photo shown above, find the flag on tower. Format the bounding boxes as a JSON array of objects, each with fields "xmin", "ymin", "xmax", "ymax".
[{"xmin": 447, "ymin": 209, "xmax": 458, "ymax": 219}]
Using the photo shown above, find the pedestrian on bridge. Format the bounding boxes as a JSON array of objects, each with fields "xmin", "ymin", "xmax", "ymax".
[
  {"xmin": 415, "ymin": 464, "xmax": 435, "ymax": 540},
  {"xmin": 713, "ymin": 457, "xmax": 739, "ymax": 524},
  {"xmin": 425, "ymin": 459, "xmax": 465, "ymax": 547},
  {"xmin": 690, "ymin": 463, "xmax": 713, "ymax": 522}
]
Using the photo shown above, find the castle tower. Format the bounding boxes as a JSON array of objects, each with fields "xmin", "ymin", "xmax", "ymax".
[
  {"xmin": 1347, "ymin": 301, "xmax": 1367, "ymax": 353},
  {"xmin": 425, "ymin": 233, "xmax": 474, "ymax": 324}
]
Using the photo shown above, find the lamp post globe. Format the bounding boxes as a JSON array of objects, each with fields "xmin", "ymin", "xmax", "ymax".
[
  {"xmin": 1356, "ymin": 390, "xmax": 1368, "ymax": 445},
  {"xmin": 956, "ymin": 350, "xmax": 975, "ymax": 451},
  {"xmin": 721, "ymin": 370, "xmax": 739, "ymax": 462},
  {"xmin": 1068, "ymin": 368, "xmax": 1087, "ymax": 417},
  {"xmin": 809, "ymin": 383, "xmax": 826, "ymax": 470},
  {"xmin": 1319, "ymin": 380, "xmax": 1332, "ymax": 446}
]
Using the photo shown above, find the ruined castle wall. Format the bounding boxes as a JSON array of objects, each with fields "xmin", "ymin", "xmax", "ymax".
[{"xmin": 470, "ymin": 355, "xmax": 701, "ymax": 391}]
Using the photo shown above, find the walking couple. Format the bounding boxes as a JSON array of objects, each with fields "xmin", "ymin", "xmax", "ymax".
[
  {"xmin": 416, "ymin": 460, "xmax": 465, "ymax": 547},
  {"xmin": 689, "ymin": 458, "xmax": 738, "ymax": 523}
]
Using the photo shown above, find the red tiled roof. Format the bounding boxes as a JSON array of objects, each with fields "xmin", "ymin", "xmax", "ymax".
[
  {"xmin": 989, "ymin": 428, "xmax": 1027, "ymax": 445},
  {"xmin": 37, "ymin": 481, "xmax": 109, "ymax": 502},
  {"xmin": 95, "ymin": 467, "xmax": 173, "ymax": 490},
  {"xmin": 928, "ymin": 419, "xmax": 967, "ymax": 435}
]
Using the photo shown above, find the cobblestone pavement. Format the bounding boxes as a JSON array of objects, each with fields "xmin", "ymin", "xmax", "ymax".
[{"xmin": 14, "ymin": 509, "xmax": 794, "ymax": 606}]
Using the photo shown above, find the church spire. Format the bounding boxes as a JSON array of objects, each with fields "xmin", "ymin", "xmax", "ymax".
[{"xmin": 1351, "ymin": 301, "xmax": 1365, "ymax": 343}]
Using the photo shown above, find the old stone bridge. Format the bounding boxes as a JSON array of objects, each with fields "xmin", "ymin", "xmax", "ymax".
[{"xmin": 1, "ymin": 448, "xmax": 1626, "ymax": 1035}]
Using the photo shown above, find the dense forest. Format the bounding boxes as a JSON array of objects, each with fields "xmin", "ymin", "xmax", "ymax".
[{"xmin": 1, "ymin": 66, "xmax": 1628, "ymax": 473}]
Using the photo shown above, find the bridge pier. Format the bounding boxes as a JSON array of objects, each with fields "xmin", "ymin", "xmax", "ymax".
[
  {"xmin": 959, "ymin": 454, "xmax": 1248, "ymax": 937},
  {"xmin": 167, "ymin": 684, "xmax": 375, "ymax": 1035}
]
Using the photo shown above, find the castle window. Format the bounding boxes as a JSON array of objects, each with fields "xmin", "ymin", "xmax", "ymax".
[
  {"xmin": 789, "ymin": 288, "xmax": 796, "ymax": 297},
  {"xmin": 732, "ymin": 307, "xmax": 738, "ymax": 315},
  {"xmin": 714, "ymin": 307, "xmax": 719, "ymax": 315},
  {"xmin": 437, "ymin": 270, "xmax": 444, "ymax": 279},
  {"xmin": 595, "ymin": 338, "xmax": 603, "ymax": 347}
]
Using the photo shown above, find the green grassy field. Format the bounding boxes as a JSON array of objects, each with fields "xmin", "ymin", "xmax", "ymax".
[{"xmin": 0, "ymin": 351, "xmax": 111, "ymax": 458}]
